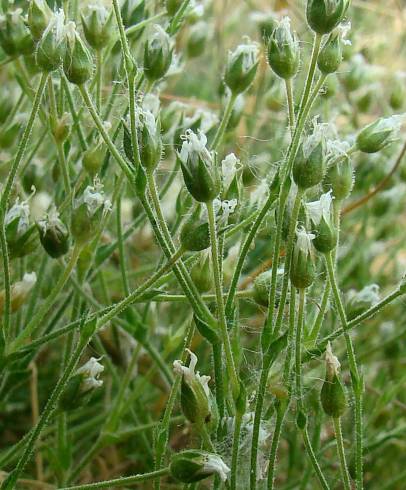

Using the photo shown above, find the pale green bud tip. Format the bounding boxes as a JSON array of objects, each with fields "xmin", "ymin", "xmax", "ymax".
[
  {"xmin": 325, "ymin": 342, "xmax": 340, "ymax": 380},
  {"xmin": 225, "ymin": 38, "xmax": 259, "ymax": 94},
  {"xmin": 356, "ymin": 114, "xmax": 405, "ymax": 153},
  {"xmin": 76, "ymin": 357, "xmax": 104, "ymax": 390},
  {"xmin": 306, "ymin": 191, "xmax": 333, "ymax": 226},
  {"xmin": 170, "ymin": 450, "xmax": 230, "ymax": 483},
  {"xmin": 296, "ymin": 227, "xmax": 315, "ymax": 255}
]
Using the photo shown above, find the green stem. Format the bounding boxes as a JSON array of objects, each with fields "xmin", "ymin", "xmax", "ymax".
[
  {"xmin": 266, "ymin": 405, "xmax": 286, "ymax": 490},
  {"xmin": 210, "ymin": 93, "xmax": 237, "ymax": 151},
  {"xmin": 325, "ymin": 252, "xmax": 363, "ymax": 490},
  {"xmin": 207, "ymin": 201, "xmax": 239, "ymax": 400},
  {"xmin": 230, "ymin": 411, "xmax": 243, "ymax": 490},
  {"xmin": 0, "ymin": 321, "xmax": 93, "ymax": 490},
  {"xmin": 8, "ymin": 244, "xmax": 82, "ymax": 355},
  {"xmin": 58, "ymin": 468, "xmax": 170, "ymax": 490},
  {"xmin": 295, "ymin": 289, "xmax": 305, "ymax": 404},
  {"xmin": 95, "ymin": 49, "xmax": 103, "ymax": 113},
  {"xmin": 333, "ymin": 417, "xmax": 352, "ymax": 490},
  {"xmin": 0, "ymin": 72, "xmax": 48, "ymax": 339},
  {"xmin": 285, "ymin": 78, "xmax": 295, "ymax": 134},
  {"xmin": 302, "ymin": 427, "xmax": 330, "ymax": 490}
]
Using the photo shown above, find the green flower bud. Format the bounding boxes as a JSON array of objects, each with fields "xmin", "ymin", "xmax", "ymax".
[
  {"xmin": 250, "ymin": 11, "xmax": 278, "ymax": 41},
  {"xmin": 59, "ymin": 357, "xmax": 104, "ymax": 412},
  {"xmin": 191, "ymin": 251, "xmax": 212, "ymax": 293},
  {"xmin": 63, "ymin": 24, "xmax": 93, "ymax": 85},
  {"xmin": 5, "ymin": 199, "xmax": 38, "ymax": 259},
  {"xmin": 346, "ymin": 284, "xmax": 379, "ymax": 321},
  {"xmin": 290, "ymin": 228, "xmax": 315, "ymax": 289},
  {"xmin": 306, "ymin": 0, "xmax": 351, "ymax": 35},
  {"xmin": 224, "ymin": 40, "xmax": 259, "ymax": 95},
  {"xmin": 389, "ymin": 75, "xmax": 405, "ymax": 111},
  {"xmin": 253, "ymin": 268, "xmax": 284, "ymax": 307},
  {"xmin": 293, "ymin": 122, "xmax": 328, "ymax": 189},
  {"xmin": 323, "ymin": 154, "xmax": 354, "ymax": 200},
  {"xmin": 265, "ymin": 82, "xmax": 285, "ymax": 112},
  {"xmin": 267, "ymin": 17, "xmax": 300, "ymax": 80},
  {"xmin": 173, "ymin": 350, "xmax": 218, "ymax": 428},
  {"xmin": 81, "ymin": 3, "xmax": 113, "ymax": 51},
  {"xmin": 143, "ymin": 25, "xmax": 173, "ymax": 82},
  {"xmin": 187, "ymin": 21, "xmax": 209, "ymax": 58},
  {"xmin": 179, "ymin": 130, "xmax": 220, "ymax": 203},
  {"xmin": 71, "ymin": 181, "xmax": 111, "ymax": 245},
  {"xmin": 356, "ymin": 115, "xmax": 404, "ymax": 154},
  {"xmin": 37, "ymin": 207, "xmax": 70, "ymax": 259},
  {"xmin": 0, "ymin": 8, "xmax": 34, "ymax": 57},
  {"xmin": 318, "ymin": 22, "xmax": 351, "ymax": 74},
  {"xmin": 180, "ymin": 213, "xmax": 210, "ymax": 252},
  {"xmin": 0, "ymin": 272, "xmax": 37, "ymax": 316},
  {"xmin": 36, "ymin": 9, "xmax": 67, "ymax": 72},
  {"xmin": 170, "ymin": 450, "xmax": 230, "ymax": 484},
  {"xmin": 28, "ymin": 0, "xmax": 52, "ymax": 41},
  {"xmin": 82, "ymin": 141, "xmax": 105, "ymax": 178},
  {"xmin": 320, "ymin": 343, "xmax": 347, "ymax": 418},
  {"xmin": 51, "ymin": 112, "xmax": 72, "ymax": 144},
  {"xmin": 306, "ymin": 192, "xmax": 337, "ymax": 254}
]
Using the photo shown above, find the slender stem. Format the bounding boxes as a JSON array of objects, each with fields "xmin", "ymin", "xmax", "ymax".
[
  {"xmin": 302, "ymin": 427, "xmax": 330, "ymax": 490},
  {"xmin": 95, "ymin": 49, "xmax": 103, "ymax": 112},
  {"xmin": 333, "ymin": 417, "xmax": 352, "ymax": 490},
  {"xmin": 325, "ymin": 252, "xmax": 363, "ymax": 490},
  {"xmin": 58, "ymin": 468, "xmax": 170, "ymax": 490},
  {"xmin": 8, "ymin": 244, "xmax": 82, "ymax": 355},
  {"xmin": 207, "ymin": 201, "xmax": 239, "ymax": 399},
  {"xmin": 1, "ymin": 325, "xmax": 93, "ymax": 490},
  {"xmin": 116, "ymin": 193, "xmax": 130, "ymax": 296},
  {"xmin": 295, "ymin": 289, "xmax": 305, "ymax": 404},
  {"xmin": 210, "ymin": 93, "xmax": 237, "ymax": 151},
  {"xmin": 0, "ymin": 72, "xmax": 48, "ymax": 339},
  {"xmin": 60, "ymin": 73, "xmax": 87, "ymax": 151},
  {"xmin": 266, "ymin": 405, "xmax": 286, "ymax": 490},
  {"xmin": 230, "ymin": 411, "xmax": 243, "ymax": 490},
  {"xmin": 285, "ymin": 78, "xmax": 295, "ymax": 134}
]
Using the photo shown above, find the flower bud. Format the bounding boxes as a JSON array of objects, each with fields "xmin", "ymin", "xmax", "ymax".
[
  {"xmin": 36, "ymin": 9, "xmax": 67, "ymax": 72},
  {"xmin": 71, "ymin": 181, "xmax": 111, "ymax": 245},
  {"xmin": 267, "ymin": 17, "xmax": 300, "ymax": 80},
  {"xmin": 82, "ymin": 141, "xmax": 105, "ymax": 178},
  {"xmin": 28, "ymin": 0, "xmax": 52, "ymax": 41},
  {"xmin": 221, "ymin": 153, "xmax": 241, "ymax": 199},
  {"xmin": 5, "ymin": 199, "xmax": 37, "ymax": 259},
  {"xmin": 323, "ymin": 154, "xmax": 354, "ymax": 201},
  {"xmin": 179, "ymin": 130, "xmax": 220, "ymax": 203},
  {"xmin": 0, "ymin": 272, "xmax": 37, "ymax": 315},
  {"xmin": 317, "ymin": 22, "xmax": 351, "ymax": 74},
  {"xmin": 81, "ymin": 3, "xmax": 113, "ymax": 51},
  {"xmin": 37, "ymin": 207, "xmax": 70, "ymax": 259},
  {"xmin": 51, "ymin": 112, "xmax": 72, "ymax": 144},
  {"xmin": 191, "ymin": 251, "xmax": 212, "ymax": 293},
  {"xmin": 320, "ymin": 343, "xmax": 347, "ymax": 418},
  {"xmin": 250, "ymin": 11, "xmax": 278, "ymax": 41},
  {"xmin": 63, "ymin": 23, "xmax": 93, "ymax": 85},
  {"xmin": 137, "ymin": 109, "xmax": 162, "ymax": 171},
  {"xmin": 59, "ymin": 357, "xmax": 104, "ymax": 411},
  {"xmin": 293, "ymin": 121, "xmax": 328, "ymax": 189},
  {"xmin": 346, "ymin": 284, "xmax": 379, "ymax": 321},
  {"xmin": 253, "ymin": 268, "xmax": 284, "ymax": 307},
  {"xmin": 0, "ymin": 8, "xmax": 34, "ymax": 57},
  {"xmin": 170, "ymin": 450, "xmax": 230, "ymax": 484},
  {"xmin": 143, "ymin": 25, "xmax": 172, "ymax": 82},
  {"xmin": 306, "ymin": 192, "xmax": 337, "ymax": 254},
  {"xmin": 180, "ymin": 212, "xmax": 210, "ymax": 252},
  {"xmin": 356, "ymin": 115, "xmax": 404, "ymax": 154},
  {"xmin": 306, "ymin": 0, "xmax": 351, "ymax": 35},
  {"xmin": 187, "ymin": 21, "xmax": 209, "ymax": 59},
  {"xmin": 224, "ymin": 40, "xmax": 259, "ymax": 95},
  {"xmin": 173, "ymin": 350, "xmax": 217, "ymax": 428},
  {"xmin": 290, "ymin": 228, "xmax": 315, "ymax": 289}
]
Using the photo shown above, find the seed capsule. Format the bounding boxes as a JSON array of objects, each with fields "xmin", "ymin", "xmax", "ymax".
[
  {"xmin": 224, "ymin": 40, "xmax": 259, "ymax": 95},
  {"xmin": 306, "ymin": 0, "xmax": 351, "ymax": 35},
  {"xmin": 267, "ymin": 17, "xmax": 300, "ymax": 80}
]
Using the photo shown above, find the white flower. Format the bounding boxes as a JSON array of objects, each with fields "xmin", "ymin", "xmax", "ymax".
[
  {"xmin": 326, "ymin": 139, "xmax": 351, "ymax": 161},
  {"xmin": 302, "ymin": 117, "xmax": 333, "ymax": 159},
  {"xmin": 277, "ymin": 17, "xmax": 298, "ymax": 47},
  {"xmin": 374, "ymin": 114, "xmax": 405, "ymax": 135},
  {"xmin": 179, "ymin": 129, "xmax": 212, "ymax": 165},
  {"xmin": 336, "ymin": 21, "xmax": 351, "ymax": 46},
  {"xmin": 77, "ymin": 357, "xmax": 104, "ymax": 390},
  {"xmin": 142, "ymin": 93, "xmax": 160, "ymax": 116},
  {"xmin": 80, "ymin": 180, "xmax": 111, "ymax": 216},
  {"xmin": 204, "ymin": 454, "xmax": 231, "ymax": 482},
  {"xmin": 305, "ymin": 191, "xmax": 333, "ymax": 226},
  {"xmin": 173, "ymin": 349, "xmax": 210, "ymax": 398},
  {"xmin": 326, "ymin": 342, "xmax": 340, "ymax": 379},
  {"xmin": 221, "ymin": 153, "xmax": 240, "ymax": 191},
  {"xmin": 295, "ymin": 227, "xmax": 315, "ymax": 255},
  {"xmin": 228, "ymin": 39, "xmax": 259, "ymax": 72},
  {"xmin": 87, "ymin": 3, "xmax": 109, "ymax": 23}
]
